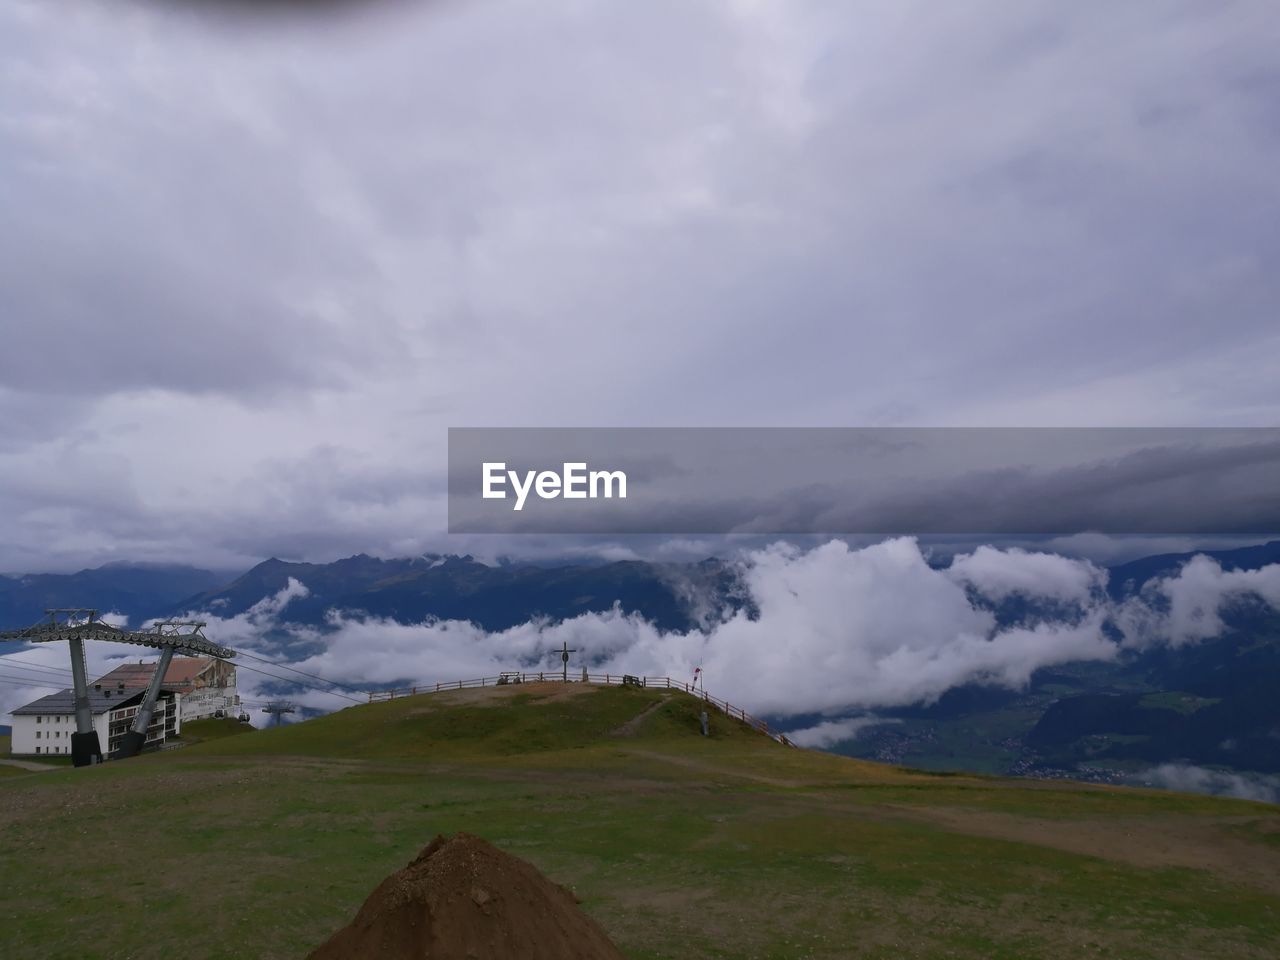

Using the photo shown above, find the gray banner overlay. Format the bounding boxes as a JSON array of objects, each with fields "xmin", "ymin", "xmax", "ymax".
[{"xmin": 448, "ymin": 427, "xmax": 1280, "ymax": 535}]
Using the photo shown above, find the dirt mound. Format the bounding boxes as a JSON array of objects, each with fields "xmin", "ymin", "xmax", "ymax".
[{"xmin": 306, "ymin": 833, "xmax": 627, "ymax": 960}]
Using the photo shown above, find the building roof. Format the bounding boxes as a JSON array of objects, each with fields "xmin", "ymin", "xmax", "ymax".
[
  {"xmin": 160, "ymin": 658, "xmax": 213, "ymax": 685},
  {"xmin": 11, "ymin": 687, "xmax": 151, "ymax": 716},
  {"xmin": 94, "ymin": 657, "xmax": 221, "ymax": 694}
]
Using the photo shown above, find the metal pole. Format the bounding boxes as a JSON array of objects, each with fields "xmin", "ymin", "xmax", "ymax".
[
  {"xmin": 67, "ymin": 634, "xmax": 103, "ymax": 767},
  {"xmin": 115, "ymin": 645, "xmax": 174, "ymax": 759}
]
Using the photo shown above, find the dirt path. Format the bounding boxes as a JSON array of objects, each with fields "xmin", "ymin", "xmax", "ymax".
[
  {"xmin": 886, "ymin": 803, "xmax": 1280, "ymax": 895},
  {"xmin": 609, "ymin": 696, "xmax": 671, "ymax": 737},
  {"xmin": 0, "ymin": 758, "xmax": 57, "ymax": 772}
]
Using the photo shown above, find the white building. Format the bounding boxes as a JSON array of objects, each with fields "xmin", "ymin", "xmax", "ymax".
[
  {"xmin": 7, "ymin": 656, "xmax": 239, "ymax": 758},
  {"xmin": 9, "ymin": 684, "xmax": 179, "ymax": 757},
  {"xmin": 95, "ymin": 656, "xmax": 240, "ymax": 722}
]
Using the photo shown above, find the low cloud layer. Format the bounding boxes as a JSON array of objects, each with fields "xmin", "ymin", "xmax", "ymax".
[
  {"xmin": 1117, "ymin": 555, "xmax": 1280, "ymax": 648},
  {"xmin": 6, "ymin": 538, "xmax": 1278, "ymax": 729},
  {"xmin": 787, "ymin": 716, "xmax": 903, "ymax": 749},
  {"xmin": 1135, "ymin": 764, "xmax": 1280, "ymax": 804},
  {"xmin": 157, "ymin": 538, "xmax": 1280, "ymax": 723}
]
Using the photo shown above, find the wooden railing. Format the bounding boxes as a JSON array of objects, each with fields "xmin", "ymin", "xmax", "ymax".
[{"xmin": 366, "ymin": 673, "xmax": 796, "ymax": 747}]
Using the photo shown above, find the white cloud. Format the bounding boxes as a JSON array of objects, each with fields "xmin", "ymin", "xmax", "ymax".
[
  {"xmin": 1136, "ymin": 763, "xmax": 1280, "ymax": 804},
  {"xmin": 191, "ymin": 538, "xmax": 1126, "ymax": 719},
  {"xmin": 1117, "ymin": 555, "xmax": 1280, "ymax": 647},
  {"xmin": 946, "ymin": 545, "xmax": 1106, "ymax": 603},
  {"xmin": 787, "ymin": 715, "xmax": 902, "ymax": 749}
]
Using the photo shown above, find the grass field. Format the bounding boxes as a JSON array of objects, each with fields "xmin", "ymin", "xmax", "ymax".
[{"xmin": 1, "ymin": 682, "xmax": 1277, "ymax": 959}]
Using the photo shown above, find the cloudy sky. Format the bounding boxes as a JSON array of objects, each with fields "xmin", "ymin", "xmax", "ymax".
[{"xmin": 2, "ymin": 0, "xmax": 1278, "ymax": 572}]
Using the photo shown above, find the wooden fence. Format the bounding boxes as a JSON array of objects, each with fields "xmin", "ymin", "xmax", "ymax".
[{"xmin": 367, "ymin": 673, "xmax": 796, "ymax": 747}]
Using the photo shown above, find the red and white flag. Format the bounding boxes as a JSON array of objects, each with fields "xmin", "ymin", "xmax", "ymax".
[{"xmin": 692, "ymin": 666, "xmax": 702, "ymax": 687}]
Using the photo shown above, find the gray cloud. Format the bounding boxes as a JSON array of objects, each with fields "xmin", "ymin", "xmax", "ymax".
[{"xmin": 0, "ymin": 1, "xmax": 1278, "ymax": 568}]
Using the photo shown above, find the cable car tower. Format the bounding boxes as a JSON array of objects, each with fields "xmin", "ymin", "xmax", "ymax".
[
  {"xmin": 262, "ymin": 701, "xmax": 297, "ymax": 726},
  {"xmin": 0, "ymin": 608, "xmax": 236, "ymax": 767}
]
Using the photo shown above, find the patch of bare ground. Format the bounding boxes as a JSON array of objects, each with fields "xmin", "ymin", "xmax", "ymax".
[
  {"xmin": 0, "ymin": 758, "xmax": 58, "ymax": 772},
  {"xmin": 896, "ymin": 804, "xmax": 1280, "ymax": 895}
]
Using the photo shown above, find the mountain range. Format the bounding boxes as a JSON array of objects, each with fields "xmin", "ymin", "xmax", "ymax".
[
  {"xmin": 0, "ymin": 562, "xmax": 229, "ymax": 629},
  {"xmin": 171, "ymin": 552, "xmax": 745, "ymax": 632}
]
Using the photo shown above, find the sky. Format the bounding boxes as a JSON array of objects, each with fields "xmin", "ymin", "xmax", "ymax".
[{"xmin": 2, "ymin": 0, "xmax": 1279, "ymax": 572}]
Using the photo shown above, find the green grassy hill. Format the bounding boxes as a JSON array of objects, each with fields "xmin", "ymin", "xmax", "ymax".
[{"xmin": 1, "ymin": 682, "xmax": 1277, "ymax": 960}]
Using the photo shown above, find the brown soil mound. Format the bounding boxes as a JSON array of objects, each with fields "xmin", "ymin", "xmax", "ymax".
[{"xmin": 306, "ymin": 833, "xmax": 627, "ymax": 960}]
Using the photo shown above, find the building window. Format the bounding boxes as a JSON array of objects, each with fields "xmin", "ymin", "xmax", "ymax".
[
  {"xmin": 35, "ymin": 731, "xmax": 41, "ymax": 739},
  {"xmin": 36, "ymin": 716, "xmax": 41, "ymax": 724},
  {"xmin": 35, "ymin": 747, "xmax": 41, "ymax": 754}
]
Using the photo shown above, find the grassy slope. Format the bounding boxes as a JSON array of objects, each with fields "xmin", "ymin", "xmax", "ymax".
[
  {"xmin": 0, "ymin": 683, "xmax": 1277, "ymax": 960},
  {"xmin": 178, "ymin": 717, "xmax": 257, "ymax": 742}
]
